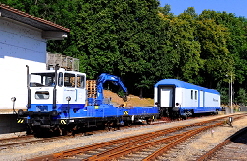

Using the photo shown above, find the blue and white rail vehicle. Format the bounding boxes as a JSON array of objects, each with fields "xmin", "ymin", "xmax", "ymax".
[
  {"xmin": 17, "ymin": 65, "xmax": 159, "ymax": 135},
  {"xmin": 154, "ymin": 79, "xmax": 221, "ymax": 119}
]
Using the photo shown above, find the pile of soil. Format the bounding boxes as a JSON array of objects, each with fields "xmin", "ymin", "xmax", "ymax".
[{"xmin": 103, "ymin": 90, "xmax": 154, "ymax": 107}]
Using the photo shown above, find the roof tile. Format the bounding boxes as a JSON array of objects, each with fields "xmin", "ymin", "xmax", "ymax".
[{"xmin": 0, "ymin": 3, "xmax": 70, "ymax": 32}]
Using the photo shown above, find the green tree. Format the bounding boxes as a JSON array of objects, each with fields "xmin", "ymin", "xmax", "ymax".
[
  {"xmin": 196, "ymin": 11, "xmax": 233, "ymax": 88},
  {"xmin": 212, "ymin": 12, "xmax": 247, "ymax": 99},
  {"xmin": 158, "ymin": 4, "xmax": 174, "ymax": 17},
  {"xmin": 160, "ymin": 7, "xmax": 203, "ymax": 83},
  {"xmin": 236, "ymin": 88, "xmax": 247, "ymax": 105},
  {"xmin": 4, "ymin": 1, "xmax": 247, "ymax": 100},
  {"xmin": 197, "ymin": 10, "xmax": 247, "ymax": 98}
]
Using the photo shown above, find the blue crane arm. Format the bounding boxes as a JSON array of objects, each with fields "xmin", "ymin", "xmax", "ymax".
[{"xmin": 96, "ymin": 73, "xmax": 128, "ymax": 104}]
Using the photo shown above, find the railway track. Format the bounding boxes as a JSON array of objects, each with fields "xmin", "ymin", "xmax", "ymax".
[
  {"xmin": 0, "ymin": 114, "xmax": 213, "ymax": 150},
  {"xmin": 196, "ymin": 124, "xmax": 247, "ymax": 161},
  {"xmin": 0, "ymin": 135, "xmax": 74, "ymax": 150},
  {"xmin": 27, "ymin": 113, "xmax": 246, "ymax": 161},
  {"xmin": 0, "ymin": 119, "xmax": 167, "ymax": 150},
  {"xmin": 0, "ymin": 135, "xmax": 33, "ymax": 149}
]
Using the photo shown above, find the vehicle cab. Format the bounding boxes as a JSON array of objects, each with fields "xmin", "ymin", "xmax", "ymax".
[{"xmin": 29, "ymin": 68, "xmax": 87, "ymax": 114}]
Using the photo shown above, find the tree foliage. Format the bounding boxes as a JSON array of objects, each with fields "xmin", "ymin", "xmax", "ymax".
[{"xmin": 2, "ymin": 0, "xmax": 247, "ymax": 103}]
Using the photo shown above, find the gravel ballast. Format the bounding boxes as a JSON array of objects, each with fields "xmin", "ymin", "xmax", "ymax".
[{"xmin": 0, "ymin": 113, "xmax": 246, "ymax": 161}]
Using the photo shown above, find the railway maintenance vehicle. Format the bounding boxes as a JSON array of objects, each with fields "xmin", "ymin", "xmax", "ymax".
[{"xmin": 17, "ymin": 65, "xmax": 159, "ymax": 135}]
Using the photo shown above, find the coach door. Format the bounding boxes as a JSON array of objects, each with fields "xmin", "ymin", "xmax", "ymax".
[
  {"xmin": 160, "ymin": 87, "xmax": 173, "ymax": 107},
  {"xmin": 199, "ymin": 90, "xmax": 204, "ymax": 107}
]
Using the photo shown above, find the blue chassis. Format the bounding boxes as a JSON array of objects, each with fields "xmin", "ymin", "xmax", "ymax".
[
  {"xmin": 179, "ymin": 107, "xmax": 221, "ymax": 115},
  {"xmin": 22, "ymin": 104, "xmax": 159, "ymax": 125}
]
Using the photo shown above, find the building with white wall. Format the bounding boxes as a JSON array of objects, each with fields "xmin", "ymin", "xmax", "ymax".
[{"xmin": 0, "ymin": 4, "xmax": 70, "ymax": 112}]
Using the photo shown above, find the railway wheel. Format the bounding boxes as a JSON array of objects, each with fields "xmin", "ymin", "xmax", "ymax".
[
  {"xmin": 215, "ymin": 110, "xmax": 219, "ymax": 115},
  {"xmin": 106, "ymin": 122, "xmax": 112, "ymax": 131},
  {"xmin": 146, "ymin": 118, "xmax": 151, "ymax": 125},
  {"xmin": 181, "ymin": 115, "xmax": 187, "ymax": 120},
  {"xmin": 124, "ymin": 120, "xmax": 132, "ymax": 126},
  {"xmin": 26, "ymin": 125, "xmax": 33, "ymax": 135},
  {"xmin": 58, "ymin": 127, "xmax": 68, "ymax": 136}
]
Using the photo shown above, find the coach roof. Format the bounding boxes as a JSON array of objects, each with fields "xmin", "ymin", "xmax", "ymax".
[{"xmin": 155, "ymin": 79, "xmax": 220, "ymax": 94}]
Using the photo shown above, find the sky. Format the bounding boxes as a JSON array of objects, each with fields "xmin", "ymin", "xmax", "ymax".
[{"xmin": 159, "ymin": 0, "xmax": 246, "ymax": 17}]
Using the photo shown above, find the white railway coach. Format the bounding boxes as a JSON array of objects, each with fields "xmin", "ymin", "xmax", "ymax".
[{"xmin": 154, "ymin": 79, "xmax": 221, "ymax": 118}]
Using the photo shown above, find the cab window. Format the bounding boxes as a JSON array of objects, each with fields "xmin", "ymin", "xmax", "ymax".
[
  {"xmin": 64, "ymin": 73, "xmax": 75, "ymax": 87},
  {"xmin": 58, "ymin": 72, "xmax": 63, "ymax": 87},
  {"xmin": 77, "ymin": 75, "xmax": 85, "ymax": 88}
]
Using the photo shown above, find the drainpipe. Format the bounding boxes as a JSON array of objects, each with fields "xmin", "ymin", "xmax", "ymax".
[{"xmin": 26, "ymin": 65, "xmax": 31, "ymax": 108}]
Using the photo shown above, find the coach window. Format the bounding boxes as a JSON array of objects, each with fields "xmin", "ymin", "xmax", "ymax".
[
  {"xmin": 58, "ymin": 72, "xmax": 63, "ymax": 87},
  {"xmin": 77, "ymin": 75, "xmax": 85, "ymax": 88},
  {"xmin": 64, "ymin": 73, "xmax": 75, "ymax": 87},
  {"xmin": 191, "ymin": 90, "xmax": 193, "ymax": 99},
  {"xmin": 195, "ymin": 91, "xmax": 197, "ymax": 100}
]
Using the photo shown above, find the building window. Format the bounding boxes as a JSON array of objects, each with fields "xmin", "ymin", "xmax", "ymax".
[
  {"xmin": 195, "ymin": 91, "xmax": 197, "ymax": 100},
  {"xmin": 191, "ymin": 90, "xmax": 193, "ymax": 99}
]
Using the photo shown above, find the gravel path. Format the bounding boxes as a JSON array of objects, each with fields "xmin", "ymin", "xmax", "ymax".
[
  {"xmin": 0, "ymin": 113, "xmax": 246, "ymax": 161},
  {"xmin": 165, "ymin": 114, "xmax": 247, "ymax": 161}
]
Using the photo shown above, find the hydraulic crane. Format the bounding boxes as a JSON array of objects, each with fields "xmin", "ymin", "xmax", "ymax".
[{"xmin": 95, "ymin": 73, "xmax": 128, "ymax": 105}]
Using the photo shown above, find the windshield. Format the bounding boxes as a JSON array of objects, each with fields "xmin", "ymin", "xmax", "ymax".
[{"xmin": 30, "ymin": 72, "xmax": 55, "ymax": 87}]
